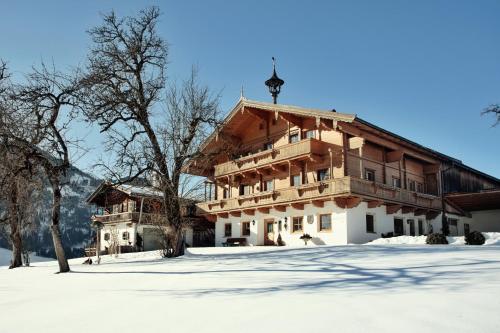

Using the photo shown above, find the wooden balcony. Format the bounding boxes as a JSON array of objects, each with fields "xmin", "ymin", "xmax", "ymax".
[
  {"xmin": 197, "ymin": 176, "xmax": 442, "ymax": 215},
  {"xmin": 91, "ymin": 212, "xmax": 165, "ymax": 225},
  {"xmin": 214, "ymin": 138, "xmax": 332, "ymax": 177}
]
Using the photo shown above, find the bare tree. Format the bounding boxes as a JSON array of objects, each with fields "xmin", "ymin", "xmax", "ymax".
[
  {"xmin": 0, "ymin": 152, "xmax": 42, "ymax": 268},
  {"xmin": 483, "ymin": 104, "xmax": 500, "ymax": 126},
  {"xmin": 80, "ymin": 7, "xmax": 224, "ymax": 257},
  {"xmin": 0, "ymin": 64, "xmax": 83, "ymax": 272}
]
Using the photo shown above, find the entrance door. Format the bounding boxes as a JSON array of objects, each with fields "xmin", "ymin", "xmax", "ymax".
[
  {"xmin": 394, "ymin": 218, "xmax": 404, "ymax": 236},
  {"xmin": 408, "ymin": 219, "xmax": 415, "ymax": 236},
  {"xmin": 264, "ymin": 220, "xmax": 275, "ymax": 245}
]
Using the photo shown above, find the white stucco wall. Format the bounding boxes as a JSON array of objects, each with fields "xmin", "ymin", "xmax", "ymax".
[
  {"xmin": 215, "ymin": 201, "xmax": 349, "ymax": 246},
  {"xmin": 214, "ymin": 201, "xmax": 451, "ymax": 247},
  {"xmin": 100, "ymin": 223, "xmax": 136, "ymax": 251},
  {"xmin": 346, "ymin": 202, "xmax": 432, "ymax": 244},
  {"xmin": 428, "ymin": 210, "xmax": 500, "ymax": 236}
]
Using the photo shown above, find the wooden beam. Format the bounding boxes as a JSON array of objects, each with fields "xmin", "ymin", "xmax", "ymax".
[
  {"xmin": 291, "ymin": 203, "xmax": 304, "ymax": 210},
  {"xmin": 217, "ymin": 212, "xmax": 229, "ymax": 219},
  {"xmin": 334, "ymin": 197, "xmax": 362, "ymax": 209},
  {"xmin": 367, "ymin": 200, "xmax": 383, "ymax": 208},
  {"xmin": 243, "ymin": 209, "xmax": 255, "ymax": 216},
  {"xmin": 205, "ymin": 214, "xmax": 217, "ymax": 223},
  {"xmin": 257, "ymin": 207, "xmax": 270, "ymax": 214},
  {"xmin": 386, "ymin": 204, "xmax": 402, "ymax": 215},
  {"xmin": 311, "ymin": 200, "xmax": 324, "ymax": 208},
  {"xmin": 426, "ymin": 210, "xmax": 440, "ymax": 220},
  {"xmin": 273, "ymin": 205, "xmax": 287, "ymax": 212},
  {"xmin": 229, "ymin": 211, "xmax": 241, "ymax": 217},
  {"xmin": 245, "ymin": 107, "xmax": 269, "ymax": 122},
  {"xmin": 386, "ymin": 150, "xmax": 404, "ymax": 163},
  {"xmin": 414, "ymin": 209, "xmax": 427, "ymax": 216},
  {"xmin": 402, "ymin": 206, "xmax": 415, "ymax": 214},
  {"xmin": 279, "ymin": 113, "xmax": 303, "ymax": 127}
]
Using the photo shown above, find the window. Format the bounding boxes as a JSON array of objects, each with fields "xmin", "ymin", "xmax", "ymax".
[
  {"xmin": 464, "ymin": 223, "xmax": 470, "ymax": 236},
  {"xmin": 292, "ymin": 216, "xmax": 303, "ymax": 233},
  {"xmin": 392, "ymin": 177, "xmax": 401, "ymax": 188},
  {"xmin": 289, "ymin": 133, "xmax": 300, "ymax": 143},
  {"xmin": 241, "ymin": 222, "xmax": 250, "ymax": 236},
  {"xmin": 223, "ymin": 188, "xmax": 228, "ymax": 199},
  {"xmin": 417, "ymin": 182, "xmax": 424, "ymax": 193},
  {"xmin": 263, "ymin": 142, "xmax": 273, "ymax": 150},
  {"xmin": 304, "ymin": 130, "xmax": 315, "ymax": 139},
  {"xmin": 418, "ymin": 219, "xmax": 424, "ymax": 235},
  {"xmin": 364, "ymin": 169, "xmax": 375, "ymax": 181},
  {"xmin": 104, "ymin": 233, "xmax": 110, "ymax": 241},
  {"xmin": 122, "ymin": 231, "xmax": 129, "ymax": 240},
  {"xmin": 409, "ymin": 180, "xmax": 416, "ymax": 191},
  {"xmin": 317, "ymin": 169, "xmax": 329, "ymax": 181},
  {"xmin": 448, "ymin": 218, "xmax": 458, "ymax": 226},
  {"xmin": 366, "ymin": 214, "xmax": 375, "ymax": 233},
  {"xmin": 239, "ymin": 184, "xmax": 252, "ymax": 196},
  {"xmin": 291, "ymin": 174, "xmax": 301, "ymax": 187},
  {"xmin": 224, "ymin": 223, "xmax": 232, "ymax": 237},
  {"xmin": 263, "ymin": 179, "xmax": 273, "ymax": 192},
  {"xmin": 319, "ymin": 214, "xmax": 332, "ymax": 231}
]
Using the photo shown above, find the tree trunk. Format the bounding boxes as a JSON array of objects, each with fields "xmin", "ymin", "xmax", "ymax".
[
  {"xmin": 8, "ymin": 182, "xmax": 23, "ymax": 269},
  {"xmin": 172, "ymin": 225, "xmax": 184, "ymax": 257},
  {"xmin": 50, "ymin": 179, "xmax": 70, "ymax": 273}
]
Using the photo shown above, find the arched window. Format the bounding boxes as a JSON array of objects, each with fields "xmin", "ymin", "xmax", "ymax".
[{"xmin": 122, "ymin": 231, "xmax": 130, "ymax": 240}]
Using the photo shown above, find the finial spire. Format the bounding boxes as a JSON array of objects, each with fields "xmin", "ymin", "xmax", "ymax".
[
  {"xmin": 240, "ymin": 85, "xmax": 245, "ymax": 100},
  {"xmin": 265, "ymin": 57, "xmax": 285, "ymax": 104}
]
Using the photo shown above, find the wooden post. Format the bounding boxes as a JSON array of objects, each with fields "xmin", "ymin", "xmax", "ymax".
[
  {"xmin": 402, "ymin": 154, "xmax": 407, "ymax": 189},
  {"xmin": 214, "ymin": 179, "xmax": 218, "ymax": 200},
  {"xmin": 342, "ymin": 132, "xmax": 349, "ymax": 177},
  {"xmin": 382, "ymin": 147, "xmax": 387, "ymax": 185},
  {"xmin": 329, "ymin": 148, "xmax": 333, "ymax": 179}
]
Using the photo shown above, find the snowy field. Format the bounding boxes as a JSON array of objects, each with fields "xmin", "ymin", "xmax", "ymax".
[{"xmin": 2, "ymin": 244, "xmax": 500, "ymax": 333}]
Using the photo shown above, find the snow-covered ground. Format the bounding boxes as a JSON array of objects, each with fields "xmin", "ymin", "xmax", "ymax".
[{"xmin": 2, "ymin": 245, "xmax": 500, "ymax": 333}]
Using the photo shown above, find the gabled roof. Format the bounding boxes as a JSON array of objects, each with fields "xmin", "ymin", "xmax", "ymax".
[
  {"xmin": 199, "ymin": 97, "xmax": 356, "ymax": 152},
  {"xmin": 86, "ymin": 181, "xmax": 163, "ymax": 204}
]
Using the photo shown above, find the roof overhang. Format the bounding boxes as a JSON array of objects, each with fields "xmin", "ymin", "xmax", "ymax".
[{"xmin": 445, "ymin": 189, "xmax": 500, "ymax": 212}]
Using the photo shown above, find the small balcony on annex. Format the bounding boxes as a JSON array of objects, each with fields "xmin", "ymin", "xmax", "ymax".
[{"xmin": 185, "ymin": 99, "xmax": 443, "ymax": 220}]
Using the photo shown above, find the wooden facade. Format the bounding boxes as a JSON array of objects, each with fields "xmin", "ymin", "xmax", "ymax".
[{"xmin": 187, "ymin": 99, "xmax": 499, "ymax": 225}]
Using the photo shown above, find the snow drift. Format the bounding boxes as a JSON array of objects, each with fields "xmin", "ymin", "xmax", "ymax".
[{"xmin": 366, "ymin": 232, "xmax": 500, "ymax": 246}]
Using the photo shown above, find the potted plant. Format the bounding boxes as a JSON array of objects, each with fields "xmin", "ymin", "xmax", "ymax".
[{"xmin": 300, "ymin": 233, "xmax": 312, "ymax": 245}]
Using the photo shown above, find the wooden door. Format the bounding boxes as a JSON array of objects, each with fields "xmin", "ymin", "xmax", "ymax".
[{"xmin": 264, "ymin": 220, "xmax": 275, "ymax": 245}]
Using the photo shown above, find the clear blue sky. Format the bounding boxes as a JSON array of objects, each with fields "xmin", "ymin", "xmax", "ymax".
[{"xmin": 1, "ymin": 0, "xmax": 499, "ymax": 178}]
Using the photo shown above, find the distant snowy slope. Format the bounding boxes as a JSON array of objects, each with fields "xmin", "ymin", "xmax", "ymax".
[{"xmin": 0, "ymin": 165, "xmax": 100, "ymax": 259}]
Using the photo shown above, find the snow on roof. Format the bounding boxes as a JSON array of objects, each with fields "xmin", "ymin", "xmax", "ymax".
[{"xmin": 115, "ymin": 184, "xmax": 164, "ymax": 198}]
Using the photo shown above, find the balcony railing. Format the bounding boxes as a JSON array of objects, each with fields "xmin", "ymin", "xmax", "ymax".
[
  {"xmin": 91, "ymin": 212, "xmax": 165, "ymax": 225},
  {"xmin": 197, "ymin": 176, "xmax": 441, "ymax": 214},
  {"xmin": 214, "ymin": 138, "xmax": 331, "ymax": 177}
]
